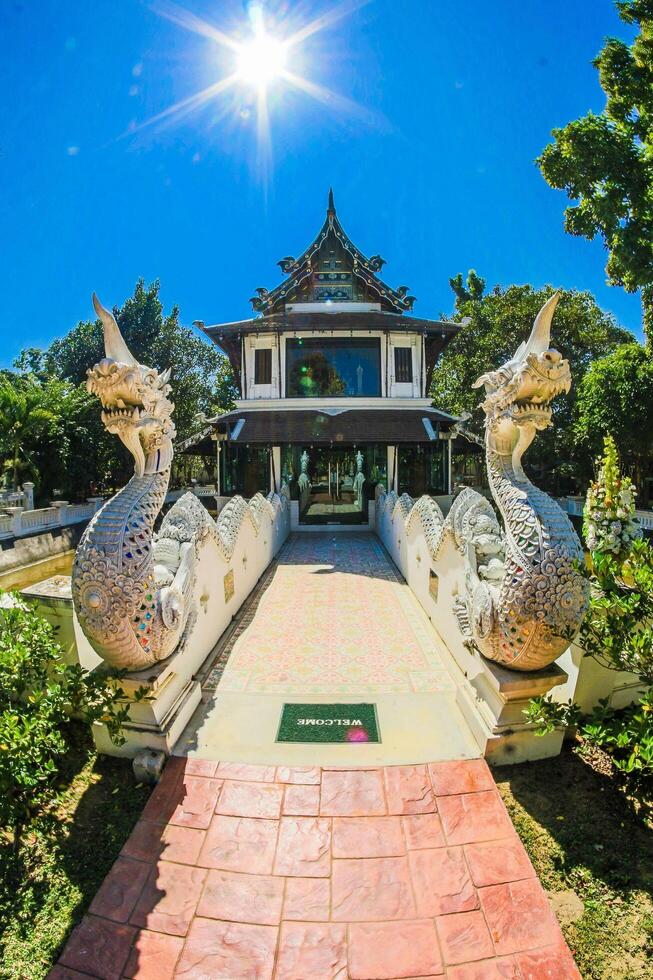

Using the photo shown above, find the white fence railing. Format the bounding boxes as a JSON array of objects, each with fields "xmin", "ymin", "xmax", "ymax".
[
  {"xmin": 0, "ymin": 484, "xmax": 222, "ymax": 541},
  {"xmin": 165, "ymin": 484, "xmax": 218, "ymax": 504},
  {"xmin": 0, "ymin": 498, "xmax": 104, "ymax": 541},
  {"xmin": 558, "ymin": 496, "xmax": 653, "ymax": 531}
]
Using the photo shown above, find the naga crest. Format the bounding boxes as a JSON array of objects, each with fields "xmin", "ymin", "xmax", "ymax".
[
  {"xmin": 87, "ymin": 294, "xmax": 176, "ymax": 477},
  {"xmin": 473, "ymin": 294, "xmax": 571, "ymax": 465}
]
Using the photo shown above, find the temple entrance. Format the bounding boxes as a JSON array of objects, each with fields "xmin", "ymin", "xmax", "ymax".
[{"xmin": 300, "ymin": 446, "xmax": 369, "ymax": 524}]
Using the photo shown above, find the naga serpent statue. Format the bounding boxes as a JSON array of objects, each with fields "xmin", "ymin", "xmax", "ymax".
[
  {"xmin": 379, "ymin": 293, "xmax": 589, "ymax": 671},
  {"xmin": 72, "ymin": 295, "xmax": 204, "ymax": 671}
]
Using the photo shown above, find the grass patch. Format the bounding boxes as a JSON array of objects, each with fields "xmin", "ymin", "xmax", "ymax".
[
  {"xmin": 0, "ymin": 722, "xmax": 150, "ymax": 980},
  {"xmin": 494, "ymin": 740, "xmax": 653, "ymax": 980}
]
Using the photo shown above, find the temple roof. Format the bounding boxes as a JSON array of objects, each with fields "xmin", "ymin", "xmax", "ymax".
[
  {"xmin": 249, "ymin": 190, "xmax": 416, "ymax": 315},
  {"xmin": 181, "ymin": 406, "xmax": 456, "ymax": 454}
]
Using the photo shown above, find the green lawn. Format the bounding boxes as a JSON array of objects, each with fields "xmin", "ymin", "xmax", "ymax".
[
  {"xmin": 0, "ymin": 723, "xmax": 150, "ymax": 980},
  {"xmin": 495, "ymin": 741, "xmax": 653, "ymax": 980}
]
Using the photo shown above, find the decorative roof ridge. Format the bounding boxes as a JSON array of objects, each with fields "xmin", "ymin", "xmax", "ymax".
[{"xmin": 250, "ymin": 190, "xmax": 416, "ymax": 314}]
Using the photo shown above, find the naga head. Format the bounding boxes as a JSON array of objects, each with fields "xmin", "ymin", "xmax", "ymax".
[
  {"xmin": 87, "ymin": 294, "xmax": 176, "ymax": 477},
  {"xmin": 473, "ymin": 293, "xmax": 571, "ymax": 463}
]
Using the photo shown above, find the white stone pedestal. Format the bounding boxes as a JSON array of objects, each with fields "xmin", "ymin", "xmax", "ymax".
[
  {"xmin": 454, "ymin": 656, "xmax": 567, "ymax": 765},
  {"xmin": 92, "ymin": 651, "xmax": 203, "ymax": 758}
]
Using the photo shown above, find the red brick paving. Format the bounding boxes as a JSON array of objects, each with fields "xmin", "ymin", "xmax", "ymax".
[{"xmin": 52, "ymin": 759, "xmax": 580, "ymax": 979}]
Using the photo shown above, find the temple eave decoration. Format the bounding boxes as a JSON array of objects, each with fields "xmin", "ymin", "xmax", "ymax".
[{"xmin": 250, "ymin": 189, "xmax": 416, "ymax": 314}]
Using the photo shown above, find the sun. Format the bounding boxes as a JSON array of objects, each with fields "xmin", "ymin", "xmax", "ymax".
[
  {"xmin": 144, "ymin": 0, "xmax": 373, "ymax": 176},
  {"xmin": 235, "ymin": 33, "xmax": 287, "ymax": 91}
]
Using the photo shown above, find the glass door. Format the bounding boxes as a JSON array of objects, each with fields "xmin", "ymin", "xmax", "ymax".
[{"xmin": 300, "ymin": 447, "xmax": 369, "ymax": 525}]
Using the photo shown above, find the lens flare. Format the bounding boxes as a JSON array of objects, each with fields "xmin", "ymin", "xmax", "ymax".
[
  {"xmin": 143, "ymin": 1, "xmax": 377, "ymax": 179},
  {"xmin": 236, "ymin": 33, "xmax": 287, "ymax": 90}
]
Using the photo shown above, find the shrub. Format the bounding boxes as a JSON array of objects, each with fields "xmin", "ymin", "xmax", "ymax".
[
  {"xmin": 526, "ymin": 435, "xmax": 653, "ymax": 778},
  {"xmin": 0, "ymin": 596, "xmax": 130, "ymax": 840}
]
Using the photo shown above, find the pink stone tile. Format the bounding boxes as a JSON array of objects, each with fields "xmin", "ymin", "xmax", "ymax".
[
  {"xmin": 198, "ymin": 815, "xmax": 278, "ymax": 874},
  {"xmin": 409, "ymin": 848, "xmax": 478, "ymax": 917},
  {"xmin": 514, "ymin": 942, "xmax": 582, "ymax": 979},
  {"xmin": 274, "ymin": 922, "xmax": 347, "ymax": 980},
  {"xmin": 123, "ymin": 929, "xmax": 184, "ymax": 980},
  {"xmin": 141, "ymin": 759, "xmax": 185, "ymax": 822},
  {"xmin": 349, "ymin": 919, "xmax": 443, "ymax": 979},
  {"xmin": 436, "ymin": 910, "xmax": 494, "ymax": 966},
  {"xmin": 283, "ymin": 877, "xmax": 330, "ymax": 921},
  {"xmin": 88, "ymin": 855, "xmax": 150, "ymax": 923},
  {"xmin": 385, "ymin": 765, "xmax": 436, "ymax": 815},
  {"xmin": 197, "ymin": 868, "xmax": 284, "ymax": 925},
  {"xmin": 438, "ymin": 792, "xmax": 514, "ymax": 845},
  {"xmin": 274, "ymin": 816, "xmax": 331, "ymax": 877},
  {"xmin": 131, "ymin": 863, "xmax": 206, "ymax": 937},
  {"xmin": 183, "ymin": 758, "xmax": 218, "ymax": 777},
  {"xmin": 175, "ymin": 917, "xmax": 277, "ymax": 979},
  {"xmin": 332, "ymin": 856, "xmax": 416, "ymax": 921},
  {"xmin": 283, "ymin": 784, "xmax": 321, "ymax": 816},
  {"xmin": 121, "ymin": 820, "xmax": 205, "ymax": 866},
  {"xmin": 320, "ymin": 769, "xmax": 386, "ymax": 816},
  {"xmin": 464, "ymin": 838, "xmax": 535, "ymax": 888},
  {"xmin": 276, "ymin": 765, "xmax": 321, "ymax": 784},
  {"xmin": 429, "ymin": 760, "xmax": 495, "ymax": 797},
  {"xmin": 479, "ymin": 880, "xmax": 564, "ymax": 956},
  {"xmin": 332, "ymin": 816, "xmax": 405, "ymax": 858},
  {"xmin": 216, "ymin": 761, "xmax": 276, "ymax": 782},
  {"xmin": 169, "ymin": 777, "xmax": 223, "ymax": 829},
  {"xmin": 402, "ymin": 813, "xmax": 446, "ymax": 850},
  {"xmin": 445, "ymin": 958, "xmax": 521, "ymax": 979},
  {"xmin": 216, "ymin": 779, "xmax": 283, "ymax": 818},
  {"xmin": 60, "ymin": 915, "xmax": 136, "ymax": 980}
]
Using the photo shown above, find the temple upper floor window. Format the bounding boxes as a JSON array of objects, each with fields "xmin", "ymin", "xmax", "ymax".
[
  {"xmin": 255, "ymin": 348, "xmax": 272, "ymax": 385},
  {"xmin": 286, "ymin": 338, "xmax": 381, "ymax": 397},
  {"xmin": 394, "ymin": 346, "xmax": 413, "ymax": 383}
]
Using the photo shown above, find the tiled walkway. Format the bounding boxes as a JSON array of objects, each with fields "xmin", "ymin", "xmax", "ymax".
[
  {"xmin": 175, "ymin": 534, "xmax": 479, "ymax": 766},
  {"xmin": 214, "ymin": 534, "xmax": 455, "ymax": 696},
  {"xmin": 52, "ymin": 759, "xmax": 579, "ymax": 979}
]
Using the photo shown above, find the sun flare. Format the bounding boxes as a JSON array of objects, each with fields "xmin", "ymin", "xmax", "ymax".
[
  {"xmin": 235, "ymin": 33, "xmax": 287, "ymax": 91},
  {"xmin": 145, "ymin": 0, "xmax": 372, "ymax": 176}
]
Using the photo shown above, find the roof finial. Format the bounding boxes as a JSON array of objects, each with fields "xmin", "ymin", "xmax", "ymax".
[{"xmin": 327, "ymin": 187, "xmax": 335, "ymax": 214}]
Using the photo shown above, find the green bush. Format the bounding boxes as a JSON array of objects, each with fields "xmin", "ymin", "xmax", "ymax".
[
  {"xmin": 525, "ymin": 692, "xmax": 653, "ymax": 775},
  {"xmin": 0, "ymin": 596, "xmax": 130, "ymax": 839},
  {"xmin": 526, "ymin": 436, "xmax": 653, "ymax": 780}
]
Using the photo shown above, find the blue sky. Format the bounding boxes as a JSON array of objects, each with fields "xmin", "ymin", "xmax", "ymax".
[{"xmin": 0, "ymin": 0, "xmax": 644, "ymax": 369}]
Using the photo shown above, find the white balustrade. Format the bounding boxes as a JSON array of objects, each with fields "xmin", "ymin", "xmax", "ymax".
[
  {"xmin": 557, "ymin": 496, "xmax": 653, "ymax": 531},
  {"xmin": 0, "ymin": 498, "xmax": 105, "ymax": 540}
]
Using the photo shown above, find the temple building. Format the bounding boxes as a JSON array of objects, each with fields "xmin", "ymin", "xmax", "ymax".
[{"xmin": 192, "ymin": 191, "xmax": 462, "ymax": 527}]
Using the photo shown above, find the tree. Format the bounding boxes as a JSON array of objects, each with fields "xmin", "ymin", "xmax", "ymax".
[
  {"xmin": 431, "ymin": 273, "xmax": 633, "ymax": 491},
  {"xmin": 41, "ymin": 280, "xmax": 227, "ymax": 441},
  {"xmin": 537, "ymin": 0, "xmax": 653, "ymax": 341},
  {"xmin": 0, "ymin": 379, "xmax": 55, "ymax": 489},
  {"xmin": 11, "ymin": 281, "xmax": 235, "ymax": 498},
  {"xmin": 574, "ymin": 342, "xmax": 653, "ymax": 504}
]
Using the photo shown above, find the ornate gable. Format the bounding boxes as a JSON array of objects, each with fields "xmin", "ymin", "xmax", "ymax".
[{"xmin": 250, "ymin": 190, "xmax": 416, "ymax": 314}]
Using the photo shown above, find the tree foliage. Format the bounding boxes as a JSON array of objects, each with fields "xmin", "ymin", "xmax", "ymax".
[
  {"xmin": 5, "ymin": 281, "xmax": 236, "ymax": 499},
  {"xmin": 574, "ymin": 342, "xmax": 653, "ymax": 503},
  {"xmin": 0, "ymin": 378, "xmax": 56, "ymax": 490},
  {"xmin": 0, "ymin": 597, "xmax": 130, "ymax": 840},
  {"xmin": 431, "ymin": 273, "xmax": 633, "ymax": 490},
  {"xmin": 537, "ymin": 0, "xmax": 653, "ymax": 339}
]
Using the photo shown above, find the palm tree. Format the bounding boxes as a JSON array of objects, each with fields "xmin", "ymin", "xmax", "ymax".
[{"xmin": 0, "ymin": 379, "xmax": 55, "ymax": 491}]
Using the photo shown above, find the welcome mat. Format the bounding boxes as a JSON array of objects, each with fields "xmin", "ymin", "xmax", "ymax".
[{"xmin": 277, "ymin": 703, "xmax": 380, "ymax": 743}]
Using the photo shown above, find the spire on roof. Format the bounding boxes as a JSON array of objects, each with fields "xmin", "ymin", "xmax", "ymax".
[{"xmin": 327, "ymin": 187, "xmax": 335, "ymax": 214}]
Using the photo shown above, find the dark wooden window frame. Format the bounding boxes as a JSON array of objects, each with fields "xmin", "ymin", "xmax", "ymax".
[
  {"xmin": 394, "ymin": 346, "xmax": 413, "ymax": 384},
  {"xmin": 255, "ymin": 347, "xmax": 272, "ymax": 385}
]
